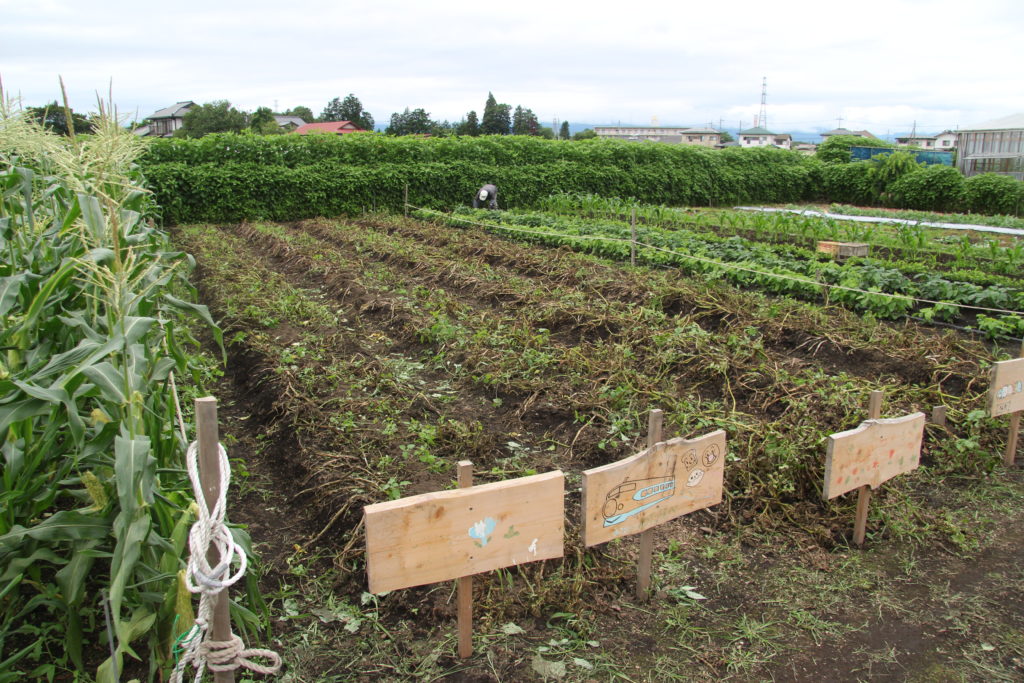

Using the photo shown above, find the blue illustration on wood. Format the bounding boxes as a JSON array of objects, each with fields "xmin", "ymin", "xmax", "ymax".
[{"xmin": 469, "ymin": 517, "xmax": 497, "ymax": 547}]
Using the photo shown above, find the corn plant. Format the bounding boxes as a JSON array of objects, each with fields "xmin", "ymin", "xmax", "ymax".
[{"xmin": 0, "ymin": 92, "xmax": 234, "ymax": 681}]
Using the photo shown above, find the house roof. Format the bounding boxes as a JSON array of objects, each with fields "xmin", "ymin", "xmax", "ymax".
[
  {"xmin": 273, "ymin": 115, "xmax": 307, "ymax": 127},
  {"xmin": 739, "ymin": 126, "xmax": 775, "ymax": 135},
  {"xmin": 149, "ymin": 101, "xmax": 195, "ymax": 120},
  {"xmin": 131, "ymin": 124, "xmax": 152, "ymax": 137},
  {"xmin": 293, "ymin": 121, "xmax": 365, "ymax": 135},
  {"xmin": 822, "ymin": 128, "xmax": 857, "ymax": 137},
  {"xmin": 959, "ymin": 113, "xmax": 1024, "ymax": 132},
  {"xmin": 682, "ymin": 128, "xmax": 721, "ymax": 134}
]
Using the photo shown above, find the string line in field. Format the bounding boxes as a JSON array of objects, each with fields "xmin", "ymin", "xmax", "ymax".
[{"xmin": 407, "ymin": 206, "xmax": 1024, "ymax": 318}]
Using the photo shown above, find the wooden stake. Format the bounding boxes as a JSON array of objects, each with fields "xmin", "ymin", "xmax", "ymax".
[
  {"xmin": 456, "ymin": 460, "xmax": 473, "ymax": 659},
  {"xmin": 1005, "ymin": 341, "xmax": 1024, "ymax": 466},
  {"xmin": 196, "ymin": 397, "xmax": 234, "ymax": 683},
  {"xmin": 930, "ymin": 405, "xmax": 947, "ymax": 430},
  {"xmin": 636, "ymin": 409, "xmax": 664, "ymax": 601},
  {"xmin": 630, "ymin": 208, "xmax": 637, "ymax": 267},
  {"xmin": 1006, "ymin": 412, "xmax": 1021, "ymax": 466},
  {"xmin": 403, "ymin": 183, "xmax": 409, "ymax": 217},
  {"xmin": 853, "ymin": 391, "xmax": 883, "ymax": 547}
]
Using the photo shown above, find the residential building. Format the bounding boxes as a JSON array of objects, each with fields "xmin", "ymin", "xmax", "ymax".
[
  {"xmin": 820, "ymin": 128, "xmax": 879, "ymax": 141},
  {"xmin": 956, "ymin": 113, "xmax": 1024, "ymax": 179},
  {"xmin": 895, "ymin": 134, "xmax": 936, "ymax": 148},
  {"xmin": 738, "ymin": 126, "xmax": 792, "ymax": 149},
  {"xmin": 293, "ymin": 121, "xmax": 366, "ymax": 135},
  {"xmin": 593, "ymin": 126, "xmax": 721, "ymax": 147},
  {"xmin": 934, "ymin": 131, "xmax": 957, "ymax": 149},
  {"xmin": 273, "ymin": 115, "xmax": 307, "ymax": 132},
  {"xmin": 135, "ymin": 101, "xmax": 195, "ymax": 137}
]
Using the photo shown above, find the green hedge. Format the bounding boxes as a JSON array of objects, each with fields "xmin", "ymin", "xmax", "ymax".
[
  {"xmin": 142, "ymin": 139, "xmax": 824, "ymax": 224},
  {"xmin": 140, "ymin": 134, "xmax": 1024, "ymax": 224},
  {"xmin": 963, "ymin": 173, "xmax": 1024, "ymax": 215},
  {"xmin": 889, "ymin": 165, "xmax": 966, "ymax": 212}
]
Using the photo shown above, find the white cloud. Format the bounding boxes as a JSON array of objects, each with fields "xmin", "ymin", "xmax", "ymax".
[{"xmin": 2, "ymin": 0, "xmax": 1022, "ymax": 136}]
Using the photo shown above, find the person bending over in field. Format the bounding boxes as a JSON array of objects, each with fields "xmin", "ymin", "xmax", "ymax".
[{"xmin": 473, "ymin": 183, "xmax": 499, "ymax": 210}]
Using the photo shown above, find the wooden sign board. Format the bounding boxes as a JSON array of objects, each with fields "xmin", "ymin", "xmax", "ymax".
[
  {"xmin": 824, "ymin": 414, "xmax": 925, "ymax": 500},
  {"xmin": 990, "ymin": 358, "xmax": 1024, "ymax": 417},
  {"xmin": 581, "ymin": 430, "xmax": 726, "ymax": 547},
  {"xmin": 364, "ymin": 470, "xmax": 564, "ymax": 594}
]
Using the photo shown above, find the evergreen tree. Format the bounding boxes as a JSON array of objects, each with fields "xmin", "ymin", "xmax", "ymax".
[
  {"xmin": 512, "ymin": 105, "xmax": 527, "ymax": 135},
  {"xmin": 481, "ymin": 92, "xmax": 510, "ymax": 135},
  {"xmin": 385, "ymin": 108, "xmax": 434, "ymax": 135},
  {"xmin": 457, "ymin": 110, "xmax": 480, "ymax": 136},
  {"xmin": 559, "ymin": 121, "xmax": 570, "ymax": 140}
]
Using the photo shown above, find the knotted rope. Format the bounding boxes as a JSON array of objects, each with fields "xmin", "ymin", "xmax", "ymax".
[{"xmin": 171, "ymin": 440, "xmax": 281, "ymax": 682}]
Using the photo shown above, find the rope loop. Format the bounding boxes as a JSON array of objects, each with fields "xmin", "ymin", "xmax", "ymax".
[{"xmin": 170, "ymin": 440, "xmax": 281, "ymax": 682}]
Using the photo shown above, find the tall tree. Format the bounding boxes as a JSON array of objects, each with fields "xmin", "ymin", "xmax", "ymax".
[
  {"xmin": 24, "ymin": 101, "xmax": 91, "ymax": 136},
  {"xmin": 457, "ymin": 110, "xmax": 480, "ymax": 136},
  {"xmin": 559, "ymin": 121, "xmax": 570, "ymax": 140},
  {"xmin": 249, "ymin": 106, "xmax": 280, "ymax": 134},
  {"xmin": 284, "ymin": 105, "xmax": 314, "ymax": 123},
  {"xmin": 177, "ymin": 101, "xmax": 247, "ymax": 138},
  {"xmin": 481, "ymin": 92, "xmax": 511, "ymax": 135},
  {"xmin": 321, "ymin": 94, "xmax": 375, "ymax": 130},
  {"xmin": 385, "ymin": 108, "xmax": 434, "ymax": 136},
  {"xmin": 512, "ymin": 107, "xmax": 539, "ymax": 136}
]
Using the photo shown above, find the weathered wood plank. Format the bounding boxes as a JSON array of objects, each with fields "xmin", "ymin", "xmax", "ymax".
[
  {"xmin": 365, "ymin": 471, "xmax": 564, "ymax": 594},
  {"xmin": 581, "ymin": 430, "xmax": 726, "ymax": 547},
  {"xmin": 989, "ymin": 357, "xmax": 1024, "ymax": 418},
  {"xmin": 824, "ymin": 413, "xmax": 925, "ymax": 500}
]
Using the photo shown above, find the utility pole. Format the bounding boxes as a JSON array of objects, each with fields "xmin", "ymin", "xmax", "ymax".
[{"xmin": 836, "ymin": 114, "xmax": 844, "ymax": 129}]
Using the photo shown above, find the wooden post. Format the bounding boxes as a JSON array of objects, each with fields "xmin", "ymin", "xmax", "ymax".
[
  {"xmin": 630, "ymin": 208, "xmax": 637, "ymax": 267},
  {"xmin": 853, "ymin": 391, "xmax": 883, "ymax": 546},
  {"xmin": 930, "ymin": 405, "xmax": 947, "ymax": 430},
  {"xmin": 403, "ymin": 183, "xmax": 409, "ymax": 218},
  {"xmin": 636, "ymin": 409, "xmax": 664, "ymax": 601},
  {"xmin": 1005, "ymin": 340, "xmax": 1024, "ymax": 466},
  {"xmin": 196, "ymin": 397, "xmax": 234, "ymax": 683},
  {"xmin": 456, "ymin": 460, "xmax": 473, "ymax": 659}
]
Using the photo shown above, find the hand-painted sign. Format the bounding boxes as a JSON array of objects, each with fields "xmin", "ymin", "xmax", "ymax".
[
  {"xmin": 823, "ymin": 414, "xmax": 925, "ymax": 500},
  {"xmin": 989, "ymin": 358, "xmax": 1024, "ymax": 417},
  {"xmin": 364, "ymin": 470, "xmax": 564, "ymax": 593},
  {"xmin": 581, "ymin": 430, "xmax": 726, "ymax": 547}
]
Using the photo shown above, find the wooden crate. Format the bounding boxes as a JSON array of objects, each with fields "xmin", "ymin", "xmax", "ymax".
[{"xmin": 817, "ymin": 241, "xmax": 869, "ymax": 259}]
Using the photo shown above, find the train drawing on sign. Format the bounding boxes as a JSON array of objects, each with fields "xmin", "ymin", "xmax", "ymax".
[
  {"xmin": 602, "ymin": 473, "xmax": 676, "ymax": 527},
  {"xmin": 602, "ymin": 443, "xmax": 719, "ymax": 527}
]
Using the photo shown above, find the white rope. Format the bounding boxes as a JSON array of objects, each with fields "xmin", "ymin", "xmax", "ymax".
[
  {"xmin": 411, "ymin": 206, "xmax": 1024, "ymax": 318},
  {"xmin": 171, "ymin": 440, "xmax": 281, "ymax": 682}
]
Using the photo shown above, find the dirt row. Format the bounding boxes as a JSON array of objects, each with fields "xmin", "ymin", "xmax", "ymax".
[{"xmin": 173, "ymin": 216, "xmax": 1020, "ymax": 681}]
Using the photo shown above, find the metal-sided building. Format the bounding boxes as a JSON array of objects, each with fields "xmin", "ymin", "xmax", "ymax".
[{"xmin": 956, "ymin": 113, "xmax": 1024, "ymax": 180}]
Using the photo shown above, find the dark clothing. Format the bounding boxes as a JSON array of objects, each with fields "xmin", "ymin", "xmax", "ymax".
[{"xmin": 473, "ymin": 184, "xmax": 499, "ymax": 209}]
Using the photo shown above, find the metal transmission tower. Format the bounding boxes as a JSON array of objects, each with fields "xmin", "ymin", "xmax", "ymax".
[{"xmin": 756, "ymin": 76, "xmax": 768, "ymax": 128}]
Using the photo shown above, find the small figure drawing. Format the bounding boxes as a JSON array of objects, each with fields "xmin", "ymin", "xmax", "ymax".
[
  {"xmin": 701, "ymin": 443, "xmax": 721, "ymax": 467},
  {"xmin": 473, "ymin": 183, "xmax": 499, "ymax": 210},
  {"xmin": 686, "ymin": 469, "xmax": 705, "ymax": 487},
  {"xmin": 469, "ymin": 517, "xmax": 497, "ymax": 547}
]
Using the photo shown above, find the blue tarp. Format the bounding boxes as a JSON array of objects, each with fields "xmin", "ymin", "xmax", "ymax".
[{"xmin": 850, "ymin": 146, "xmax": 953, "ymax": 166}]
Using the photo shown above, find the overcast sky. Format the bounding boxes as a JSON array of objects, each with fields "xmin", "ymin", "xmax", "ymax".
[{"xmin": 3, "ymin": 0, "xmax": 1022, "ymax": 137}]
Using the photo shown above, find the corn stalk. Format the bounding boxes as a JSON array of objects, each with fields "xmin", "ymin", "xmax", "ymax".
[{"xmin": 0, "ymin": 86, "xmax": 234, "ymax": 681}]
